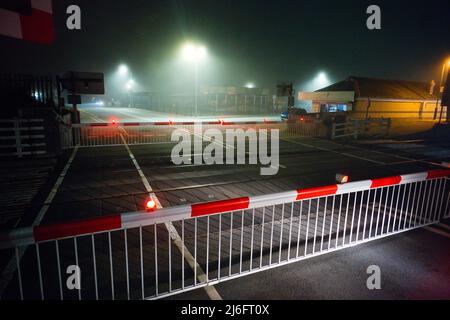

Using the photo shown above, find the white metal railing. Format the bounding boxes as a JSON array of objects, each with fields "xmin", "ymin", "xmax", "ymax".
[
  {"xmin": 0, "ymin": 119, "xmax": 46, "ymax": 157},
  {"xmin": 332, "ymin": 118, "xmax": 391, "ymax": 140},
  {"xmin": 0, "ymin": 169, "xmax": 449, "ymax": 300},
  {"xmin": 67, "ymin": 120, "xmax": 326, "ymax": 147}
]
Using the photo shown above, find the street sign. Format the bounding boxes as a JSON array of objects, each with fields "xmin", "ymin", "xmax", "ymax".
[
  {"xmin": 61, "ymin": 72, "xmax": 105, "ymax": 95},
  {"xmin": 0, "ymin": 0, "xmax": 54, "ymax": 44}
]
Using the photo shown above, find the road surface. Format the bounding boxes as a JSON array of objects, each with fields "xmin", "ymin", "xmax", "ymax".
[{"xmin": 1, "ymin": 107, "xmax": 450, "ymax": 300}]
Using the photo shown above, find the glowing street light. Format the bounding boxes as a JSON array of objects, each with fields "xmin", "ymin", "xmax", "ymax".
[
  {"xmin": 180, "ymin": 42, "xmax": 208, "ymax": 115},
  {"xmin": 245, "ymin": 82, "xmax": 255, "ymax": 89},
  {"xmin": 118, "ymin": 64, "xmax": 129, "ymax": 75},
  {"xmin": 126, "ymin": 79, "xmax": 135, "ymax": 91},
  {"xmin": 182, "ymin": 43, "xmax": 207, "ymax": 61}
]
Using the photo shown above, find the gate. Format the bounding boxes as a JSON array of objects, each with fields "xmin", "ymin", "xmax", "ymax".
[
  {"xmin": 0, "ymin": 169, "xmax": 449, "ymax": 300},
  {"xmin": 68, "ymin": 120, "xmax": 327, "ymax": 148}
]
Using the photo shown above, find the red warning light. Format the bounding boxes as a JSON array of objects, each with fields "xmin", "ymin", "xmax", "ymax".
[
  {"xmin": 300, "ymin": 116, "xmax": 305, "ymax": 122},
  {"xmin": 146, "ymin": 199, "xmax": 157, "ymax": 212}
]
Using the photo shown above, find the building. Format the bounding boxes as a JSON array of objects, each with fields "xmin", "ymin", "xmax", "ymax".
[{"xmin": 299, "ymin": 76, "xmax": 446, "ymax": 120}]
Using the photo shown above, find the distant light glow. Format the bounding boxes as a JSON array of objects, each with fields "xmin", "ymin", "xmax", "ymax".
[
  {"xmin": 245, "ymin": 82, "xmax": 255, "ymax": 89},
  {"xmin": 96, "ymin": 100, "xmax": 104, "ymax": 106},
  {"xmin": 181, "ymin": 42, "xmax": 207, "ymax": 61},
  {"xmin": 303, "ymin": 71, "xmax": 332, "ymax": 91},
  {"xmin": 126, "ymin": 79, "xmax": 135, "ymax": 91},
  {"xmin": 118, "ymin": 64, "xmax": 129, "ymax": 75}
]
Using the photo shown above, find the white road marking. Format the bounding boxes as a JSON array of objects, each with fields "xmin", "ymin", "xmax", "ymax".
[
  {"xmin": 0, "ymin": 146, "xmax": 79, "ymax": 298},
  {"xmin": 282, "ymin": 138, "xmax": 385, "ymax": 165},
  {"xmin": 79, "ymin": 109, "xmax": 105, "ymax": 123},
  {"xmin": 424, "ymin": 226, "xmax": 450, "ymax": 239},
  {"xmin": 120, "ymin": 134, "xmax": 222, "ymax": 300},
  {"xmin": 437, "ymin": 223, "xmax": 450, "ymax": 231}
]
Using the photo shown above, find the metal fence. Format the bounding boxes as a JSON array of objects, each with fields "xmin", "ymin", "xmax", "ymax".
[
  {"xmin": 0, "ymin": 169, "xmax": 449, "ymax": 300},
  {"xmin": 0, "ymin": 119, "xmax": 47, "ymax": 157},
  {"xmin": 332, "ymin": 118, "xmax": 391, "ymax": 140},
  {"xmin": 69, "ymin": 120, "xmax": 327, "ymax": 148}
]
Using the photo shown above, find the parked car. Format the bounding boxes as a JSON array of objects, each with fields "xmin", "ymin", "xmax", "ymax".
[{"xmin": 281, "ymin": 108, "xmax": 307, "ymax": 121}]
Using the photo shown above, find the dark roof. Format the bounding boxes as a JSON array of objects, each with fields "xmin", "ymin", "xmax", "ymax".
[{"xmin": 317, "ymin": 76, "xmax": 439, "ymax": 100}]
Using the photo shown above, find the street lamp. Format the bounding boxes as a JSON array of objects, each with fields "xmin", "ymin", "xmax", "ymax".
[
  {"xmin": 437, "ymin": 58, "xmax": 450, "ymax": 123},
  {"xmin": 126, "ymin": 79, "xmax": 135, "ymax": 108},
  {"xmin": 118, "ymin": 64, "xmax": 129, "ymax": 76},
  {"xmin": 181, "ymin": 42, "xmax": 207, "ymax": 115}
]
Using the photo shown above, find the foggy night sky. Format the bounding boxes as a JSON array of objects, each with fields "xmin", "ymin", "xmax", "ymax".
[{"xmin": 0, "ymin": 0, "xmax": 449, "ymax": 94}]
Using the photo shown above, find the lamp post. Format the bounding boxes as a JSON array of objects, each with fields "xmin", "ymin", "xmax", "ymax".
[
  {"xmin": 438, "ymin": 59, "xmax": 450, "ymax": 123},
  {"xmin": 181, "ymin": 43, "xmax": 207, "ymax": 115},
  {"xmin": 126, "ymin": 79, "xmax": 134, "ymax": 108}
]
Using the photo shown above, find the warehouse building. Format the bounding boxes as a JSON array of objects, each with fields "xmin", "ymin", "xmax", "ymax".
[{"xmin": 299, "ymin": 76, "xmax": 446, "ymax": 120}]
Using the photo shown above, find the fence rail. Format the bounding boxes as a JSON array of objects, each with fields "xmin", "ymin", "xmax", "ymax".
[
  {"xmin": 332, "ymin": 118, "xmax": 391, "ymax": 140},
  {"xmin": 1, "ymin": 169, "xmax": 449, "ymax": 300},
  {"xmin": 0, "ymin": 118, "xmax": 47, "ymax": 157},
  {"xmin": 68, "ymin": 120, "xmax": 326, "ymax": 147}
]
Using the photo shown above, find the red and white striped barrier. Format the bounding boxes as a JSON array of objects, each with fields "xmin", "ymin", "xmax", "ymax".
[
  {"xmin": 71, "ymin": 120, "xmax": 284, "ymax": 128},
  {"xmin": 0, "ymin": 0, "xmax": 54, "ymax": 44},
  {"xmin": 1, "ymin": 169, "xmax": 449, "ymax": 249}
]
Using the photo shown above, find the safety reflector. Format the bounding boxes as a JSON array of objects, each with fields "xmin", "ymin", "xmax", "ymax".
[{"xmin": 336, "ymin": 174, "xmax": 349, "ymax": 184}]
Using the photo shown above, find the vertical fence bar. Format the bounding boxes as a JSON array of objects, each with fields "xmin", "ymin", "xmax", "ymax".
[
  {"xmin": 389, "ymin": 185, "xmax": 400, "ymax": 233},
  {"xmin": 140, "ymin": 226, "xmax": 144, "ymax": 299},
  {"xmin": 350, "ymin": 193, "xmax": 358, "ymax": 242},
  {"xmin": 287, "ymin": 203, "xmax": 294, "ymax": 260},
  {"xmin": 328, "ymin": 195, "xmax": 336, "ymax": 250},
  {"xmin": 91, "ymin": 235, "xmax": 98, "ymax": 300},
  {"xmin": 55, "ymin": 240, "xmax": 63, "ymax": 300},
  {"xmin": 229, "ymin": 212, "xmax": 233, "ymax": 276},
  {"xmin": 124, "ymin": 230, "xmax": 130, "ymax": 300},
  {"xmin": 194, "ymin": 218, "xmax": 197, "ymax": 285},
  {"xmin": 278, "ymin": 204, "xmax": 285, "ymax": 263},
  {"xmin": 218, "ymin": 215, "xmax": 222, "ymax": 278},
  {"xmin": 335, "ymin": 195, "xmax": 343, "ymax": 248},
  {"xmin": 250, "ymin": 209, "xmax": 255, "ymax": 269},
  {"xmin": 108, "ymin": 232, "xmax": 114, "ymax": 300},
  {"xmin": 304, "ymin": 200, "xmax": 311, "ymax": 256},
  {"xmin": 312, "ymin": 198, "xmax": 320, "ymax": 254},
  {"xmin": 362, "ymin": 190, "xmax": 371, "ymax": 240},
  {"xmin": 168, "ymin": 226, "xmax": 172, "ymax": 292},
  {"xmin": 239, "ymin": 212, "xmax": 244, "ymax": 273},
  {"xmin": 74, "ymin": 237, "xmax": 81, "ymax": 300},
  {"xmin": 342, "ymin": 194, "xmax": 350, "ymax": 246},
  {"xmin": 269, "ymin": 206, "xmax": 275, "ymax": 265},
  {"xmin": 418, "ymin": 181, "xmax": 429, "ymax": 226},
  {"xmin": 207, "ymin": 216, "xmax": 210, "ymax": 281},
  {"xmin": 182, "ymin": 220, "xmax": 185, "ymax": 289},
  {"xmin": 260, "ymin": 207, "xmax": 265, "ymax": 269},
  {"xmin": 154, "ymin": 224, "xmax": 158, "ymax": 296},
  {"xmin": 380, "ymin": 187, "xmax": 390, "ymax": 235},
  {"xmin": 368, "ymin": 189, "xmax": 377, "ymax": 239},
  {"xmin": 409, "ymin": 183, "xmax": 419, "ymax": 228},
  {"xmin": 15, "ymin": 247, "xmax": 24, "ymax": 300},
  {"xmin": 320, "ymin": 197, "xmax": 328, "ymax": 252},
  {"xmin": 356, "ymin": 191, "xmax": 365, "ymax": 241},
  {"xmin": 296, "ymin": 201, "xmax": 303, "ymax": 258}
]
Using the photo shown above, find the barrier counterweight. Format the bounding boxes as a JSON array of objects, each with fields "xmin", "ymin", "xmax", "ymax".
[{"xmin": 0, "ymin": 170, "xmax": 449, "ymax": 300}]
